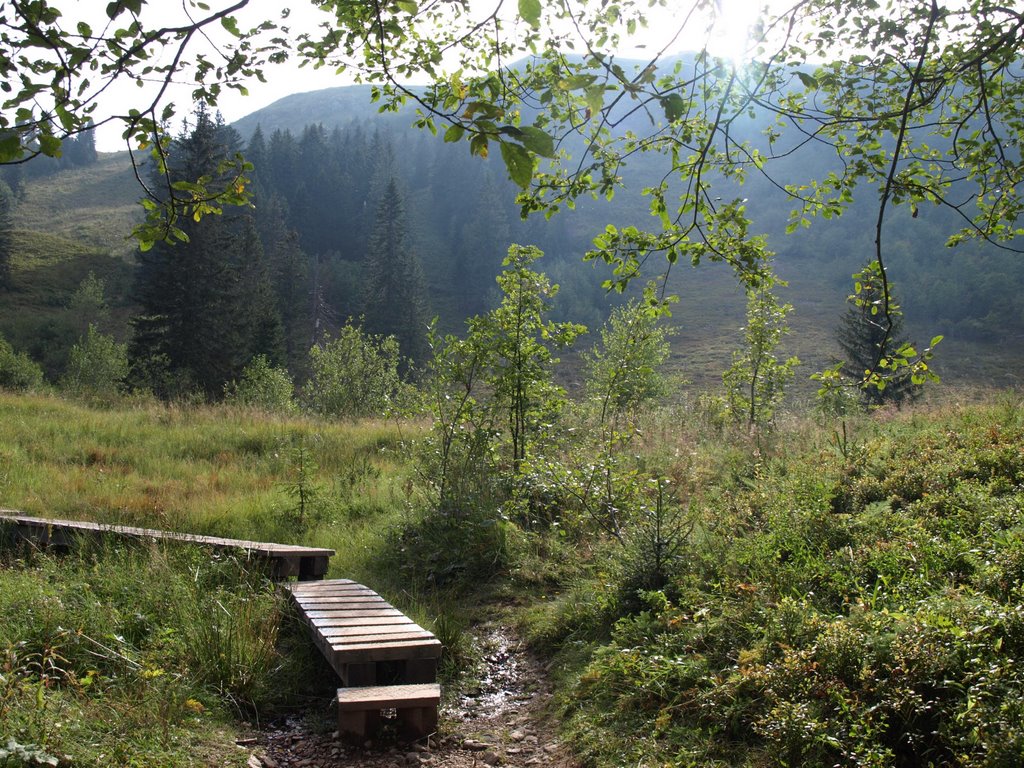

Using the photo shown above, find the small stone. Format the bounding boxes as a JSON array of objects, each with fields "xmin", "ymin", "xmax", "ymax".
[
  {"xmin": 525, "ymin": 759, "xmax": 543, "ymax": 766},
  {"xmin": 246, "ymin": 757, "xmax": 261, "ymax": 768},
  {"xmin": 262, "ymin": 758, "xmax": 279, "ymax": 768},
  {"xmin": 507, "ymin": 747, "xmax": 522, "ymax": 755},
  {"xmin": 509, "ymin": 730, "xmax": 526, "ymax": 742},
  {"xmin": 405, "ymin": 752, "xmax": 420, "ymax": 764},
  {"xmin": 464, "ymin": 739, "xmax": 490, "ymax": 751},
  {"xmin": 482, "ymin": 751, "xmax": 502, "ymax": 766},
  {"xmin": 543, "ymin": 743, "xmax": 559, "ymax": 753}
]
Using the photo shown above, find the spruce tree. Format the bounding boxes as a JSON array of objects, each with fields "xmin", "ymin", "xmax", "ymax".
[
  {"xmin": 836, "ymin": 261, "xmax": 918, "ymax": 407},
  {"xmin": 257, "ymin": 193, "xmax": 311, "ymax": 374},
  {"xmin": 451, "ymin": 171, "xmax": 508, "ymax": 317},
  {"xmin": 360, "ymin": 178, "xmax": 430, "ymax": 366},
  {"xmin": 130, "ymin": 107, "xmax": 284, "ymax": 399},
  {"xmin": 0, "ymin": 180, "xmax": 12, "ymax": 290}
]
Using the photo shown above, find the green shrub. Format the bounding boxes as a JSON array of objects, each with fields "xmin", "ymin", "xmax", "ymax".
[
  {"xmin": 383, "ymin": 507, "xmax": 514, "ymax": 592},
  {"xmin": 303, "ymin": 322, "xmax": 407, "ymax": 419},
  {"xmin": 224, "ymin": 354, "xmax": 295, "ymax": 413},
  {"xmin": 60, "ymin": 324, "xmax": 128, "ymax": 399},
  {"xmin": 0, "ymin": 336, "xmax": 43, "ymax": 391}
]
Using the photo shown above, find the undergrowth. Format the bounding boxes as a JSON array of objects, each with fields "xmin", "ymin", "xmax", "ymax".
[
  {"xmin": 521, "ymin": 396, "xmax": 1024, "ymax": 767},
  {"xmin": 0, "ymin": 541, "xmax": 332, "ymax": 767},
  {"xmin": 5, "ymin": 389, "xmax": 1024, "ymax": 766}
]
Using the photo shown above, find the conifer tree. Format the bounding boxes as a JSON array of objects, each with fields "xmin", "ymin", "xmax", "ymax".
[
  {"xmin": 360, "ymin": 178, "xmax": 430, "ymax": 366},
  {"xmin": 245, "ymin": 125, "xmax": 271, "ymax": 198},
  {"xmin": 452, "ymin": 171, "xmax": 509, "ymax": 317},
  {"xmin": 258, "ymin": 193, "xmax": 312, "ymax": 374},
  {"xmin": 837, "ymin": 261, "xmax": 918, "ymax": 407},
  {"xmin": 0, "ymin": 180, "xmax": 12, "ymax": 290},
  {"xmin": 130, "ymin": 107, "xmax": 284, "ymax": 399}
]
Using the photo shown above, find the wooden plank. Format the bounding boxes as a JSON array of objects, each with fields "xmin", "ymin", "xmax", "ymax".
[
  {"xmin": 330, "ymin": 638, "xmax": 441, "ymax": 664},
  {"xmin": 327, "ymin": 629, "xmax": 435, "ymax": 645},
  {"xmin": 318, "ymin": 624, "xmax": 430, "ymax": 640},
  {"xmin": 294, "ymin": 592, "xmax": 385, "ymax": 603},
  {"xmin": 307, "ymin": 615, "xmax": 414, "ymax": 629},
  {"xmin": 286, "ymin": 578, "xmax": 355, "ymax": 590},
  {"xmin": 294, "ymin": 594, "xmax": 389, "ymax": 603},
  {"xmin": 336, "ymin": 683, "xmax": 440, "ymax": 711},
  {"xmin": 292, "ymin": 588, "xmax": 385, "ymax": 599},
  {"xmin": 314, "ymin": 617, "xmax": 422, "ymax": 631},
  {"xmin": 297, "ymin": 602, "xmax": 393, "ymax": 612},
  {"xmin": 0, "ymin": 512, "xmax": 335, "ymax": 557},
  {"xmin": 289, "ymin": 581, "xmax": 366, "ymax": 592},
  {"xmin": 302, "ymin": 608, "xmax": 405, "ymax": 619},
  {"xmin": 295, "ymin": 599, "xmax": 392, "ymax": 610}
]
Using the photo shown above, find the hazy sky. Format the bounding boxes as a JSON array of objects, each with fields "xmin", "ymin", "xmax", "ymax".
[{"xmin": 89, "ymin": 0, "xmax": 759, "ymax": 151}]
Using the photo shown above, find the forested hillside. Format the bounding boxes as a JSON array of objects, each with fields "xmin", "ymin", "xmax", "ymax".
[{"xmin": 2, "ymin": 77, "xmax": 1024, "ymax": 397}]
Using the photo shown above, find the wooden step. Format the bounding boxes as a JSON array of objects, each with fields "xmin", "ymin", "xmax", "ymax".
[{"xmin": 336, "ymin": 684, "xmax": 440, "ymax": 741}]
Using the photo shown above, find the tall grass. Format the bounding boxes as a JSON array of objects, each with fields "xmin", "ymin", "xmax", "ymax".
[
  {"xmin": 0, "ymin": 541, "xmax": 322, "ymax": 766},
  {"xmin": 0, "ymin": 392, "xmax": 425, "ymax": 581}
]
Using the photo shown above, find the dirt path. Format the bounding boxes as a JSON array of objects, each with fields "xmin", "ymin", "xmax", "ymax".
[{"xmin": 249, "ymin": 625, "xmax": 579, "ymax": 768}]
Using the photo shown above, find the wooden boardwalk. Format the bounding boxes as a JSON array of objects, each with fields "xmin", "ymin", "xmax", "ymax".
[
  {"xmin": 0, "ymin": 511, "xmax": 334, "ymax": 581},
  {"xmin": 0, "ymin": 510, "xmax": 441, "ymax": 739},
  {"xmin": 286, "ymin": 579, "xmax": 441, "ymax": 686}
]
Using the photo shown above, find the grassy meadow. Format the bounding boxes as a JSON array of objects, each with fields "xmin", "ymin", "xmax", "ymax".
[
  {"xmin": 0, "ymin": 392, "xmax": 434, "ymax": 765},
  {"xmin": 3, "ymin": 387, "xmax": 1024, "ymax": 766},
  {"xmin": 0, "ymin": 392, "xmax": 424, "ymax": 581}
]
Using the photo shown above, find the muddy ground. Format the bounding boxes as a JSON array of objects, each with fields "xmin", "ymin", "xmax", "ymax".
[{"xmin": 245, "ymin": 626, "xmax": 579, "ymax": 768}]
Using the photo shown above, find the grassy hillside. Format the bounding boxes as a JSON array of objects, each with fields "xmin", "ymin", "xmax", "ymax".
[
  {"xmin": 13, "ymin": 152, "xmax": 141, "ymax": 259},
  {"xmin": 2, "ymin": 154, "xmax": 139, "ymax": 376},
  {"xmin": 0, "ymin": 392, "xmax": 423, "ymax": 582}
]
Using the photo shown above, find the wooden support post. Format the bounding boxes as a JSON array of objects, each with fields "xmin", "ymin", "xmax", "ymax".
[
  {"xmin": 403, "ymin": 658, "xmax": 437, "ymax": 684},
  {"xmin": 343, "ymin": 662, "xmax": 377, "ymax": 686},
  {"xmin": 338, "ymin": 707, "xmax": 381, "ymax": 739},
  {"xmin": 336, "ymin": 684, "xmax": 440, "ymax": 743},
  {"xmin": 397, "ymin": 705, "xmax": 438, "ymax": 740}
]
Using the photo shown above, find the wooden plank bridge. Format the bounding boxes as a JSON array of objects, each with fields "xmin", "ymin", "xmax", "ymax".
[
  {"xmin": 287, "ymin": 580, "xmax": 442, "ymax": 739},
  {"xmin": 0, "ymin": 511, "xmax": 441, "ymax": 741},
  {"xmin": 0, "ymin": 511, "xmax": 334, "ymax": 580}
]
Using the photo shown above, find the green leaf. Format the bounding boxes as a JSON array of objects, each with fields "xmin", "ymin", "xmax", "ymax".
[
  {"xmin": 470, "ymin": 133, "xmax": 489, "ymax": 158},
  {"xmin": 796, "ymin": 71, "xmax": 818, "ymax": 89},
  {"xmin": 518, "ymin": 0, "xmax": 541, "ymax": 28},
  {"xmin": 518, "ymin": 126, "xmax": 554, "ymax": 157},
  {"xmin": 500, "ymin": 141, "xmax": 534, "ymax": 189},
  {"xmin": 396, "ymin": 0, "xmax": 418, "ymax": 13},
  {"xmin": 221, "ymin": 16, "xmax": 241, "ymax": 37},
  {"xmin": 930, "ymin": 335, "xmax": 944, "ymax": 347},
  {"xmin": 444, "ymin": 124, "xmax": 465, "ymax": 143},
  {"xmin": 660, "ymin": 93, "xmax": 686, "ymax": 123},
  {"xmin": 0, "ymin": 134, "xmax": 21, "ymax": 163},
  {"xmin": 38, "ymin": 134, "xmax": 62, "ymax": 158}
]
